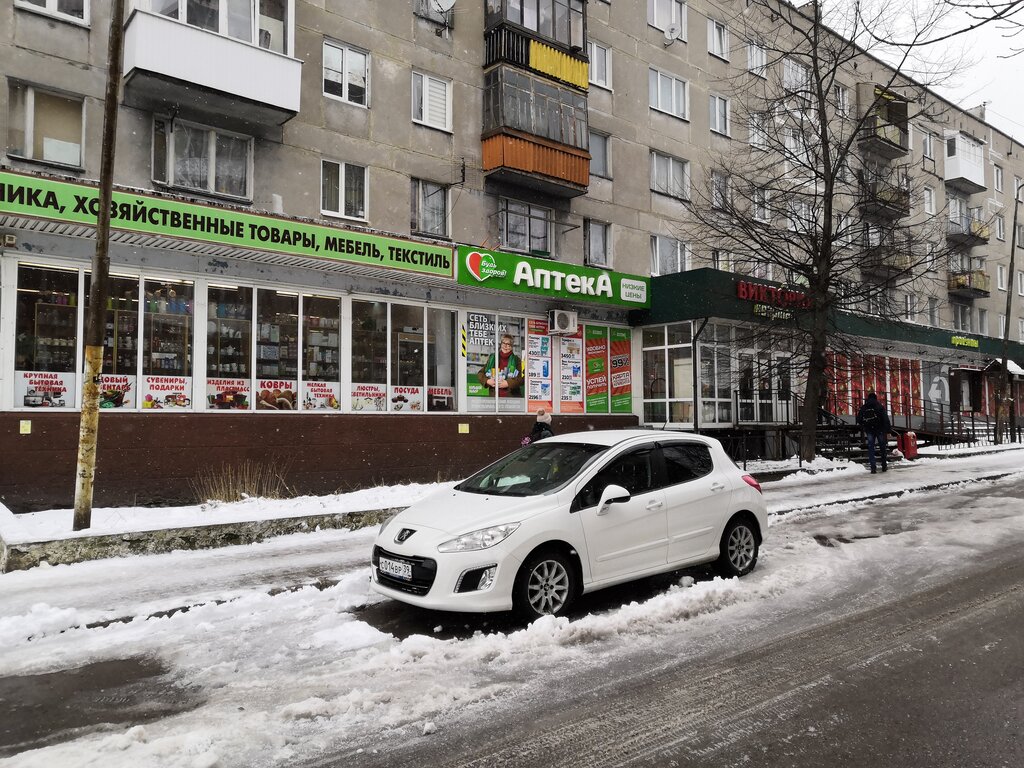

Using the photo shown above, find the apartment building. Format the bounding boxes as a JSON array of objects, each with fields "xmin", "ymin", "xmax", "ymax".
[{"xmin": 0, "ymin": 0, "xmax": 1022, "ymax": 509}]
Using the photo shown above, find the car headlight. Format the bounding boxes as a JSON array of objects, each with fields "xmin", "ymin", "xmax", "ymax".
[{"xmin": 437, "ymin": 523, "xmax": 520, "ymax": 553}]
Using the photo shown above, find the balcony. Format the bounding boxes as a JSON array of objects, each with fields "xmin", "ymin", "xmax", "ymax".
[
  {"xmin": 856, "ymin": 83, "xmax": 910, "ymax": 160},
  {"xmin": 943, "ymin": 133, "xmax": 987, "ymax": 194},
  {"xmin": 861, "ymin": 244, "xmax": 911, "ymax": 276},
  {"xmin": 947, "ymin": 270, "xmax": 991, "ymax": 298},
  {"xmin": 482, "ymin": 130, "xmax": 589, "ymax": 198},
  {"xmin": 858, "ymin": 116, "xmax": 909, "ymax": 160},
  {"xmin": 484, "ymin": 25, "xmax": 588, "ymax": 89},
  {"xmin": 947, "ymin": 215, "xmax": 990, "ymax": 246},
  {"xmin": 122, "ymin": 10, "xmax": 301, "ymax": 134},
  {"xmin": 858, "ymin": 177, "xmax": 910, "ymax": 218}
]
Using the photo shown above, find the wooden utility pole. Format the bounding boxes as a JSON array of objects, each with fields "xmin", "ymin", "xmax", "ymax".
[
  {"xmin": 73, "ymin": 0, "xmax": 126, "ymax": 530},
  {"xmin": 996, "ymin": 185, "xmax": 1022, "ymax": 445}
]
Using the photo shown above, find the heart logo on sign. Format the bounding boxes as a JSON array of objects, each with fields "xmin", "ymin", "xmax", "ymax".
[{"xmin": 466, "ymin": 250, "xmax": 486, "ymax": 281}]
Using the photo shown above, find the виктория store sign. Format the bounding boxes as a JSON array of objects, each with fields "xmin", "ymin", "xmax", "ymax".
[
  {"xmin": 457, "ymin": 246, "xmax": 650, "ymax": 308},
  {"xmin": 0, "ymin": 170, "xmax": 453, "ymax": 278}
]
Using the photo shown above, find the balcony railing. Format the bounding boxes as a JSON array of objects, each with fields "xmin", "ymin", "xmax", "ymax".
[
  {"xmin": 946, "ymin": 215, "xmax": 990, "ymax": 244},
  {"xmin": 858, "ymin": 177, "xmax": 911, "ymax": 217},
  {"xmin": 858, "ymin": 115, "xmax": 909, "ymax": 159},
  {"xmin": 947, "ymin": 269, "xmax": 991, "ymax": 297},
  {"xmin": 861, "ymin": 244, "xmax": 911, "ymax": 274}
]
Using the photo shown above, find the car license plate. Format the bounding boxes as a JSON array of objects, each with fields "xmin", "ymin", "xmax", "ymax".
[{"xmin": 379, "ymin": 556, "xmax": 412, "ymax": 581}]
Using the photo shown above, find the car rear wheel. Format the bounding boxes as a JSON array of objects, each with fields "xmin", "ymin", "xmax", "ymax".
[
  {"xmin": 514, "ymin": 550, "xmax": 576, "ymax": 619},
  {"xmin": 716, "ymin": 517, "xmax": 759, "ymax": 577}
]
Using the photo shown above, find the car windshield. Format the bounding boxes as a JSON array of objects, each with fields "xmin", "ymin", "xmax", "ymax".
[{"xmin": 455, "ymin": 443, "xmax": 609, "ymax": 497}]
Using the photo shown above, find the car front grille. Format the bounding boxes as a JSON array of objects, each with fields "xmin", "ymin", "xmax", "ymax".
[{"xmin": 372, "ymin": 546, "xmax": 437, "ymax": 596}]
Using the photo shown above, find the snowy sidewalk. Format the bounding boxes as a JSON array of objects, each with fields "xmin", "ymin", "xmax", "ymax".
[{"xmin": 1, "ymin": 443, "xmax": 1022, "ymax": 572}]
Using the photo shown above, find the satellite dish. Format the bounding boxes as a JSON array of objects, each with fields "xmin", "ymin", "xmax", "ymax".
[
  {"xmin": 663, "ymin": 22, "xmax": 680, "ymax": 45},
  {"xmin": 433, "ymin": 0, "xmax": 457, "ymax": 12}
]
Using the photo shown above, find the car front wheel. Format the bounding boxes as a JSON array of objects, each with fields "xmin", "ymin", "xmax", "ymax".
[
  {"xmin": 514, "ymin": 550, "xmax": 576, "ymax": 619},
  {"xmin": 716, "ymin": 518, "xmax": 759, "ymax": 577}
]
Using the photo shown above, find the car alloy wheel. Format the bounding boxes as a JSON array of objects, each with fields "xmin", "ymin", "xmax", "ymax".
[
  {"xmin": 515, "ymin": 550, "xmax": 575, "ymax": 619},
  {"xmin": 717, "ymin": 518, "xmax": 759, "ymax": 577}
]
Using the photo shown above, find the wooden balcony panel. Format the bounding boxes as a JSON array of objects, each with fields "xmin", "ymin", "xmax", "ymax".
[{"xmin": 482, "ymin": 133, "xmax": 590, "ymax": 188}]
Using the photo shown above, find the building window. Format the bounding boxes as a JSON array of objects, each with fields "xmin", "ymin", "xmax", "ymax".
[
  {"xmin": 708, "ymin": 20, "xmax": 729, "ymax": 60},
  {"xmin": 787, "ymin": 198, "xmax": 812, "ymax": 232},
  {"xmin": 834, "ymin": 85, "xmax": 849, "ymax": 117},
  {"xmin": 497, "ymin": 0, "xmax": 585, "ymax": 48},
  {"xmin": 749, "ymin": 112, "xmax": 768, "ymax": 149},
  {"xmin": 904, "ymin": 294, "xmax": 918, "ymax": 322},
  {"xmin": 783, "ymin": 58, "xmax": 809, "ymax": 95},
  {"xmin": 1019, "ymin": 318, "xmax": 1024, "ymax": 342},
  {"xmin": 752, "ymin": 187, "xmax": 770, "ymax": 222},
  {"xmin": 589, "ymin": 131, "xmax": 611, "ymax": 178},
  {"xmin": 999, "ymin": 314, "xmax": 1006, "ymax": 337},
  {"xmin": 711, "ymin": 170, "xmax": 730, "ymax": 209},
  {"xmin": 483, "ymin": 67, "xmax": 588, "ymax": 150},
  {"xmin": 649, "ymin": 69, "xmax": 688, "ymax": 119},
  {"xmin": 996, "ymin": 215, "xmax": 1005, "ymax": 241},
  {"xmin": 414, "ymin": 0, "xmax": 455, "ymax": 26},
  {"xmin": 747, "ymin": 41, "xmax": 766, "ymax": 77},
  {"xmin": 923, "ymin": 186, "xmax": 935, "ymax": 214},
  {"xmin": 712, "ymin": 249, "xmax": 734, "ymax": 272},
  {"xmin": 928, "ymin": 297, "xmax": 939, "ymax": 326},
  {"xmin": 411, "ymin": 179, "xmax": 448, "ymax": 237},
  {"xmin": 785, "ymin": 128, "xmax": 811, "ymax": 172},
  {"xmin": 1019, "ymin": 270, "xmax": 1024, "ymax": 296},
  {"xmin": 709, "ymin": 94, "xmax": 730, "ymax": 136},
  {"xmin": 921, "ymin": 130, "xmax": 934, "ymax": 159},
  {"xmin": 323, "ymin": 40, "xmax": 368, "ymax": 106},
  {"xmin": 994, "ymin": 164, "xmax": 1003, "ymax": 192},
  {"xmin": 153, "ymin": 118, "xmax": 251, "ymax": 199},
  {"xmin": 585, "ymin": 220, "xmax": 610, "ymax": 267},
  {"xmin": 978, "ymin": 308, "xmax": 989, "ymax": 336},
  {"xmin": 651, "ymin": 235, "xmax": 687, "ymax": 275},
  {"xmin": 15, "ymin": 0, "xmax": 87, "ymax": 23},
  {"xmin": 650, "ymin": 151, "xmax": 690, "ymax": 200},
  {"xmin": 648, "ymin": 0, "xmax": 686, "ymax": 39},
  {"xmin": 412, "ymin": 71, "xmax": 451, "ymax": 131},
  {"xmin": 499, "ymin": 199, "xmax": 551, "ymax": 255},
  {"xmin": 154, "ymin": 0, "xmax": 291, "ymax": 54},
  {"xmin": 7, "ymin": 84, "xmax": 84, "ymax": 167},
  {"xmin": 321, "ymin": 160, "xmax": 367, "ymax": 219},
  {"xmin": 952, "ymin": 303, "xmax": 971, "ymax": 332},
  {"xmin": 588, "ymin": 41, "xmax": 611, "ymax": 88},
  {"xmin": 998, "ymin": 264, "xmax": 1008, "ymax": 290}
]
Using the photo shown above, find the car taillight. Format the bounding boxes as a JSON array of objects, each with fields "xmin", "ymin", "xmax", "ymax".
[{"xmin": 742, "ymin": 475, "xmax": 762, "ymax": 494}]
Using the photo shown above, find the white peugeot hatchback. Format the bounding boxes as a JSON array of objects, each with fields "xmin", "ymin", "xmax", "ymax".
[{"xmin": 370, "ymin": 430, "xmax": 767, "ymax": 619}]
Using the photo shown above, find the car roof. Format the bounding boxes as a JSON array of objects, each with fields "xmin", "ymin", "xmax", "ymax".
[{"xmin": 543, "ymin": 429, "xmax": 720, "ymax": 448}]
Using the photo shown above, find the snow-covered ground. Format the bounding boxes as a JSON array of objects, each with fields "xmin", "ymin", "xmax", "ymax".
[{"xmin": 1, "ymin": 445, "xmax": 1022, "ymax": 768}]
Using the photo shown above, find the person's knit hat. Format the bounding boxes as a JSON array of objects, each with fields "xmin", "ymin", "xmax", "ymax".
[
  {"xmin": 867, "ymin": 392, "xmax": 878, "ymax": 401},
  {"xmin": 536, "ymin": 409, "xmax": 552, "ymax": 424}
]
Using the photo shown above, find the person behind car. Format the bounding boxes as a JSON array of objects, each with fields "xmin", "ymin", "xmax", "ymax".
[
  {"xmin": 856, "ymin": 391, "xmax": 892, "ymax": 474},
  {"xmin": 523, "ymin": 409, "xmax": 555, "ymax": 446}
]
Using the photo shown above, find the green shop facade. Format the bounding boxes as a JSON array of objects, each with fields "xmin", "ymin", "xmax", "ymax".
[{"xmin": 0, "ymin": 171, "xmax": 648, "ymax": 511}]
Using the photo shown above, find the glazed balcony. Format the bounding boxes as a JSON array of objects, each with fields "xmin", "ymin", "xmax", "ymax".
[
  {"xmin": 943, "ymin": 134, "xmax": 987, "ymax": 194},
  {"xmin": 946, "ymin": 215, "xmax": 990, "ymax": 246},
  {"xmin": 123, "ymin": 8, "xmax": 301, "ymax": 133},
  {"xmin": 947, "ymin": 270, "xmax": 991, "ymax": 298}
]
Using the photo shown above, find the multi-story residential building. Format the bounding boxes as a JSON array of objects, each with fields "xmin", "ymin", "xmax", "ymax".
[{"xmin": 1, "ymin": 0, "xmax": 1022, "ymax": 510}]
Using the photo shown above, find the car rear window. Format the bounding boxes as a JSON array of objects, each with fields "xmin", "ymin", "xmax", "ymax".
[{"xmin": 662, "ymin": 443, "xmax": 714, "ymax": 485}]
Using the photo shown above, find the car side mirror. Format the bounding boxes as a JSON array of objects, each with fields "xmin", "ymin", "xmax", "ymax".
[{"xmin": 596, "ymin": 484, "xmax": 630, "ymax": 515}]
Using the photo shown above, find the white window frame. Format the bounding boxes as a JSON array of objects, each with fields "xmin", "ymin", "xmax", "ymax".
[
  {"xmin": 649, "ymin": 68, "xmax": 688, "ymax": 119},
  {"xmin": 747, "ymin": 41, "xmax": 766, "ymax": 77},
  {"xmin": 412, "ymin": 71, "xmax": 452, "ymax": 132},
  {"xmin": 994, "ymin": 164, "xmax": 1003, "ymax": 192},
  {"xmin": 996, "ymin": 215, "xmax": 1006, "ymax": 241},
  {"xmin": 748, "ymin": 112, "xmax": 768, "ymax": 149},
  {"xmin": 650, "ymin": 235, "xmax": 687, "ymax": 276},
  {"xmin": 584, "ymin": 219, "xmax": 611, "ymax": 267},
  {"xmin": 928, "ymin": 297, "xmax": 940, "ymax": 326},
  {"xmin": 903, "ymin": 294, "xmax": 918, "ymax": 322},
  {"xmin": 1019, "ymin": 270, "xmax": 1024, "ymax": 297},
  {"xmin": 708, "ymin": 19, "xmax": 729, "ymax": 61},
  {"xmin": 952, "ymin": 302, "xmax": 971, "ymax": 333},
  {"xmin": 999, "ymin": 314, "xmax": 1006, "ymax": 337},
  {"xmin": 650, "ymin": 150, "xmax": 690, "ymax": 200},
  {"xmin": 834, "ymin": 84, "xmax": 849, "ymax": 117},
  {"xmin": 921, "ymin": 130, "xmax": 935, "ymax": 159},
  {"xmin": 588, "ymin": 40, "xmax": 612, "ymax": 89},
  {"xmin": 711, "ymin": 170, "xmax": 730, "ymax": 209},
  {"xmin": 1019, "ymin": 318, "xmax": 1024, "ymax": 342},
  {"xmin": 712, "ymin": 249, "xmax": 734, "ymax": 272},
  {"xmin": 787, "ymin": 198, "xmax": 812, "ymax": 233},
  {"xmin": 923, "ymin": 186, "xmax": 935, "ymax": 215},
  {"xmin": 648, "ymin": 0, "xmax": 686, "ymax": 40},
  {"xmin": 589, "ymin": 131, "xmax": 611, "ymax": 178},
  {"xmin": 152, "ymin": 116, "xmax": 253, "ymax": 200},
  {"xmin": 998, "ymin": 264, "xmax": 1008, "ymax": 290},
  {"xmin": 752, "ymin": 187, "xmax": 770, "ymax": 222},
  {"xmin": 499, "ymin": 198, "xmax": 551, "ymax": 255},
  {"xmin": 14, "ymin": 0, "xmax": 88, "ymax": 25},
  {"xmin": 783, "ymin": 58, "xmax": 809, "ymax": 95},
  {"xmin": 321, "ymin": 159, "xmax": 368, "ymax": 220},
  {"xmin": 7, "ymin": 83, "xmax": 85, "ymax": 168},
  {"xmin": 709, "ymin": 94, "xmax": 730, "ymax": 136},
  {"xmin": 411, "ymin": 178, "xmax": 449, "ymax": 237},
  {"xmin": 152, "ymin": 0, "xmax": 293, "ymax": 54},
  {"xmin": 323, "ymin": 40, "xmax": 369, "ymax": 106},
  {"xmin": 978, "ymin": 307, "xmax": 989, "ymax": 336}
]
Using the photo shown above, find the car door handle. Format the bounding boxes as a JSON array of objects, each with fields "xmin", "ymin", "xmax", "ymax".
[
  {"xmin": 710, "ymin": 482, "xmax": 726, "ymax": 492},
  {"xmin": 645, "ymin": 500, "xmax": 664, "ymax": 510}
]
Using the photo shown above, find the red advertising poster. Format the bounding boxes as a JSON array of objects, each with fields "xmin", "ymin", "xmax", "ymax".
[
  {"xmin": 900, "ymin": 360, "xmax": 912, "ymax": 416},
  {"xmin": 889, "ymin": 358, "xmax": 903, "ymax": 416},
  {"xmin": 559, "ymin": 330, "xmax": 585, "ymax": 413},
  {"xmin": 835, "ymin": 354, "xmax": 850, "ymax": 415},
  {"xmin": 609, "ymin": 327, "xmax": 632, "ymax": 413},
  {"xmin": 585, "ymin": 326, "xmax": 609, "ymax": 413},
  {"xmin": 98, "ymin": 374, "xmax": 135, "ymax": 409},
  {"xmin": 911, "ymin": 360, "xmax": 923, "ymax": 416},
  {"xmin": 526, "ymin": 318, "xmax": 553, "ymax": 413},
  {"xmin": 16, "ymin": 370, "xmax": 74, "ymax": 408},
  {"xmin": 256, "ymin": 379, "xmax": 297, "ymax": 410}
]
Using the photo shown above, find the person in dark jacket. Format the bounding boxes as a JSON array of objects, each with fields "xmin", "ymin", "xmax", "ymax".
[
  {"xmin": 856, "ymin": 392, "xmax": 892, "ymax": 473},
  {"xmin": 524, "ymin": 409, "xmax": 554, "ymax": 445}
]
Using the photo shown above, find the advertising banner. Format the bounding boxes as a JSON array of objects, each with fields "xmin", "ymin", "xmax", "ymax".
[
  {"xmin": 559, "ymin": 330, "xmax": 584, "ymax": 413},
  {"xmin": 16, "ymin": 371, "xmax": 74, "ymax": 408},
  {"xmin": 206, "ymin": 378, "xmax": 251, "ymax": 409},
  {"xmin": 609, "ymin": 327, "xmax": 631, "ymax": 414},
  {"xmin": 141, "ymin": 375, "xmax": 192, "ymax": 409},
  {"xmin": 526, "ymin": 318, "xmax": 553, "ymax": 413},
  {"xmin": 302, "ymin": 380, "xmax": 340, "ymax": 410},
  {"xmin": 389, "ymin": 385, "xmax": 424, "ymax": 412},
  {"xmin": 256, "ymin": 380, "xmax": 298, "ymax": 410},
  {"xmin": 585, "ymin": 325, "xmax": 609, "ymax": 413},
  {"xmin": 351, "ymin": 383, "xmax": 387, "ymax": 411},
  {"xmin": 98, "ymin": 374, "xmax": 135, "ymax": 409},
  {"xmin": 465, "ymin": 312, "xmax": 525, "ymax": 412}
]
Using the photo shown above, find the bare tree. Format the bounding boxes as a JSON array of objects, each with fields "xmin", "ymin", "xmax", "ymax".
[{"xmin": 681, "ymin": 0, "xmax": 968, "ymax": 460}]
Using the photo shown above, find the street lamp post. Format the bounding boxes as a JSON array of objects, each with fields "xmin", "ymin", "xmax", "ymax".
[{"xmin": 997, "ymin": 184, "xmax": 1023, "ymax": 444}]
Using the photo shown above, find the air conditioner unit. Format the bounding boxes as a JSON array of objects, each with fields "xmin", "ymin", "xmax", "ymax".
[{"xmin": 548, "ymin": 309, "xmax": 578, "ymax": 335}]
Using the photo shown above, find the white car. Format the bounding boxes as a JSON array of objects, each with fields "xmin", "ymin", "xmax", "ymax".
[{"xmin": 370, "ymin": 430, "xmax": 767, "ymax": 619}]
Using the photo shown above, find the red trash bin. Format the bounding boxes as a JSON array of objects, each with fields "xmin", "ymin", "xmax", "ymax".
[{"xmin": 901, "ymin": 431, "xmax": 918, "ymax": 460}]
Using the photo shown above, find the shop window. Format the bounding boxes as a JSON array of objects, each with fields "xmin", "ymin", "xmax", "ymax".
[
  {"xmin": 498, "ymin": 199, "xmax": 550, "ymax": 255},
  {"xmin": 255, "ymin": 290, "xmax": 298, "ymax": 410},
  {"xmin": 139, "ymin": 278, "xmax": 194, "ymax": 409},
  {"xmin": 84, "ymin": 274, "xmax": 141, "ymax": 409},
  {"xmin": 321, "ymin": 160, "xmax": 367, "ymax": 220},
  {"xmin": 391, "ymin": 303, "xmax": 426, "ymax": 412},
  {"xmin": 301, "ymin": 295, "xmax": 341, "ymax": 410},
  {"xmin": 206, "ymin": 285, "xmax": 252, "ymax": 410},
  {"xmin": 467, "ymin": 312, "xmax": 525, "ymax": 413},
  {"xmin": 351, "ymin": 299, "xmax": 388, "ymax": 411},
  {"xmin": 14, "ymin": 265, "xmax": 78, "ymax": 408},
  {"xmin": 15, "ymin": 0, "xmax": 86, "ymax": 24},
  {"xmin": 411, "ymin": 179, "xmax": 449, "ymax": 237},
  {"xmin": 153, "ymin": 118, "xmax": 252, "ymax": 199},
  {"xmin": 8, "ymin": 84, "xmax": 84, "ymax": 167},
  {"xmin": 412, "ymin": 71, "xmax": 451, "ymax": 131},
  {"xmin": 323, "ymin": 40, "xmax": 369, "ymax": 105},
  {"xmin": 641, "ymin": 322, "xmax": 694, "ymax": 426},
  {"xmin": 153, "ymin": 0, "xmax": 291, "ymax": 54},
  {"xmin": 427, "ymin": 308, "xmax": 457, "ymax": 411}
]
